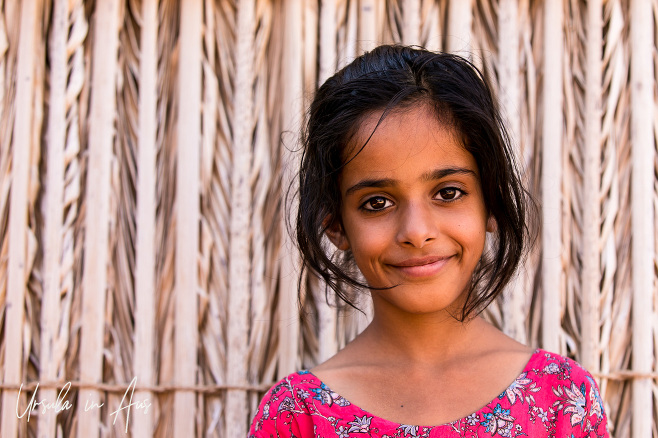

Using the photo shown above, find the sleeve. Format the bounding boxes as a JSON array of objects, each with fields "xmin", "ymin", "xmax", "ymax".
[
  {"xmin": 248, "ymin": 381, "xmax": 304, "ymax": 438},
  {"xmin": 584, "ymin": 374, "xmax": 609, "ymax": 438},
  {"xmin": 558, "ymin": 364, "xmax": 610, "ymax": 438}
]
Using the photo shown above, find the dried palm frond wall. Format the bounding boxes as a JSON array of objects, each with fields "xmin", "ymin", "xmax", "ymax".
[{"xmin": 0, "ymin": 0, "xmax": 656, "ymax": 437}]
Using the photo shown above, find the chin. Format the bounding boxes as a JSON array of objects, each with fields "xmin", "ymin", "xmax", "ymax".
[
  {"xmin": 378, "ymin": 294, "xmax": 462, "ymax": 316},
  {"xmin": 373, "ymin": 284, "xmax": 470, "ymax": 316}
]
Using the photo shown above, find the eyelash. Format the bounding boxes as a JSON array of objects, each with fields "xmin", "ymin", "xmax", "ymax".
[{"xmin": 359, "ymin": 187, "xmax": 466, "ymax": 212}]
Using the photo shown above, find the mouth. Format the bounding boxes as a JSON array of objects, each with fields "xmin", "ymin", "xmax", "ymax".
[{"xmin": 389, "ymin": 255, "xmax": 453, "ymax": 278}]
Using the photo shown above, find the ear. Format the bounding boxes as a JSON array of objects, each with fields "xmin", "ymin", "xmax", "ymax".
[
  {"xmin": 486, "ymin": 215, "xmax": 497, "ymax": 233},
  {"xmin": 324, "ymin": 217, "xmax": 350, "ymax": 251}
]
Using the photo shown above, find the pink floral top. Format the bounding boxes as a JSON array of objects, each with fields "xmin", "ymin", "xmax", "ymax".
[{"xmin": 249, "ymin": 350, "xmax": 608, "ymax": 437}]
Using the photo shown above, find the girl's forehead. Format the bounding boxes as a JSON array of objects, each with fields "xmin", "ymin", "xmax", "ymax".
[
  {"xmin": 339, "ymin": 106, "xmax": 479, "ymax": 181},
  {"xmin": 344, "ymin": 104, "xmax": 466, "ymax": 164}
]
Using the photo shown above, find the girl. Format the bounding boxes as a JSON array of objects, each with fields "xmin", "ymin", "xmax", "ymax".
[{"xmin": 249, "ymin": 45, "xmax": 608, "ymax": 437}]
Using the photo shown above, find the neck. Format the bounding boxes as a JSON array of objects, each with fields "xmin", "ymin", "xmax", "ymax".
[{"xmin": 358, "ymin": 300, "xmax": 490, "ymax": 367}]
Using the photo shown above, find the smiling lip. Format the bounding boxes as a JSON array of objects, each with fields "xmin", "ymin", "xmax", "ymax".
[{"xmin": 389, "ymin": 256, "xmax": 453, "ymax": 278}]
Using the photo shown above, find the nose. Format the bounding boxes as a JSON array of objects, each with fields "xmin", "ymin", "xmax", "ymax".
[{"xmin": 396, "ymin": 201, "xmax": 438, "ymax": 248}]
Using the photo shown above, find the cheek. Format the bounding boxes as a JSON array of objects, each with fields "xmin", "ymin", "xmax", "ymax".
[
  {"xmin": 453, "ymin": 213, "xmax": 488, "ymax": 253},
  {"xmin": 343, "ymin": 219, "xmax": 391, "ymax": 261},
  {"xmin": 350, "ymin": 224, "xmax": 390, "ymax": 254}
]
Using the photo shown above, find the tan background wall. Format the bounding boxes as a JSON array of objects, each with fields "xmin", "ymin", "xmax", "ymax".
[{"xmin": 0, "ymin": 0, "xmax": 656, "ymax": 437}]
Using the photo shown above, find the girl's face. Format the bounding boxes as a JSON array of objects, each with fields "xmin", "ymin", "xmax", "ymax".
[{"xmin": 326, "ymin": 104, "xmax": 493, "ymax": 316}]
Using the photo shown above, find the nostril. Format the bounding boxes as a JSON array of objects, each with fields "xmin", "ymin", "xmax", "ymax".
[{"xmin": 402, "ymin": 235, "xmax": 434, "ymax": 248}]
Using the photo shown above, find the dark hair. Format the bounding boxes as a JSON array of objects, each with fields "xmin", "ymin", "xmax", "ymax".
[{"xmin": 296, "ymin": 45, "xmax": 534, "ymax": 320}]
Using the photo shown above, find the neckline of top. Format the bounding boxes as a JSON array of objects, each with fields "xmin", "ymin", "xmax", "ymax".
[{"xmin": 301, "ymin": 348, "xmax": 548, "ymax": 429}]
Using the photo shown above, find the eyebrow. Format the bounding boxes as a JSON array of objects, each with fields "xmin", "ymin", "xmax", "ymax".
[
  {"xmin": 344, "ymin": 167, "xmax": 478, "ymax": 197},
  {"xmin": 422, "ymin": 167, "xmax": 477, "ymax": 181}
]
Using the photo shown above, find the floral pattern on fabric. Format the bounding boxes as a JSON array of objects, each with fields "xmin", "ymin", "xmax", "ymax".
[{"xmin": 249, "ymin": 350, "xmax": 609, "ymax": 437}]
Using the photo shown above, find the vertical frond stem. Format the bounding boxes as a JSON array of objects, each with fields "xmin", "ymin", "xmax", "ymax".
[
  {"xmin": 582, "ymin": 0, "xmax": 603, "ymax": 375},
  {"xmin": 597, "ymin": 1, "xmax": 628, "ymax": 431},
  {"xmin": 174, "ymin": 0, "xmax": 202, "ymax": 436},
  {"xmin": 358, "ymin": 0, "xmax": 377, "ymax": 53},
  {"xmin": 317, "ymin": 0, "xmax": 339, "ymax": 363},
  {"xmin": 319, "ymin": 0, "xmax": 337, "ymax": 84},
  {"xmin": 421, "ymin": 0, "xmax": 442, "ymax": 51},
  {"xmin": 304, "ymin": 2, "xmax": 319, "ymax": 99},
  {"xmin": 0, "ymin": 4, "xmax": 8, "ymax": 129},
  {"xmin": 247, "ymin": 0, "xmax": 274, "ymax": 424},
  {"xmin": 278, "ymin": 0, "xmax": 303, "ymax": 379},
  {"xmin": 0, "ymin": 0, "xmax": 39, "ymax": 435},
  {"xmin": 226, "ymin": 0, "xmax": 254, "ymax": 436},
  {"xmin": 446, "ymin": 0, "xmax": 472, "ymax": 56},
  {"xmin": 402, "ymin": 0, "xmax": 420, "ymax": 45},
  {"xmin": 498, "ymin": 0, "xmax": 526, "ymax": 344},
  {"xmin": 133, "ymin": 0, "xmax": 158, "ymax": 436},
  {"xmin": 77, "ymin": 1, "xmax": 120, "ymax": 437},
  {"xmin": 630, "ymin": 0, "xmax": 655, "ymax": 436},
  {"xmin": 338, "ymin": 0, "xmax": 357, "ymax": 65},
  {"xmin": 38, "ymin": 0, "xmax": 67, "ymax": 436},
  {"xmin": 541, "ymin": 0, "xmax": 564, "ymax": 354}
]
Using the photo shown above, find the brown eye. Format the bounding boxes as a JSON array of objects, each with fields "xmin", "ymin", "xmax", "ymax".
[
  {"xmin": 441, "ymin": 188, "xmax": 456, "ymax": 199},
  {"xmin": 363, "ymin": 196, "xmax": 391, "ymax": 211},
  {"xmin": 437, "ymin": 188, "xmax": 462, "ymax": 201}
]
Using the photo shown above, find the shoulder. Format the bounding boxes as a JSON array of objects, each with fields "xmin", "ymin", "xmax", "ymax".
[
  {"xmin": 527, "ymin": 349, "xmax": 581, "ymax": 376},
  {"xmin": 527, "ymin": 349, "xmax": 601, "ymax": 390},
  {"xmin": 248, "ymin": 371, "xmax": 317, "ymax": 438},
  {"xmin": 249, "ymin": 370, "xmax": 366, "ymax": 438},
  {"xmin": 523, "ymin": 349, "xmax": 609, "ymax": 437}
]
